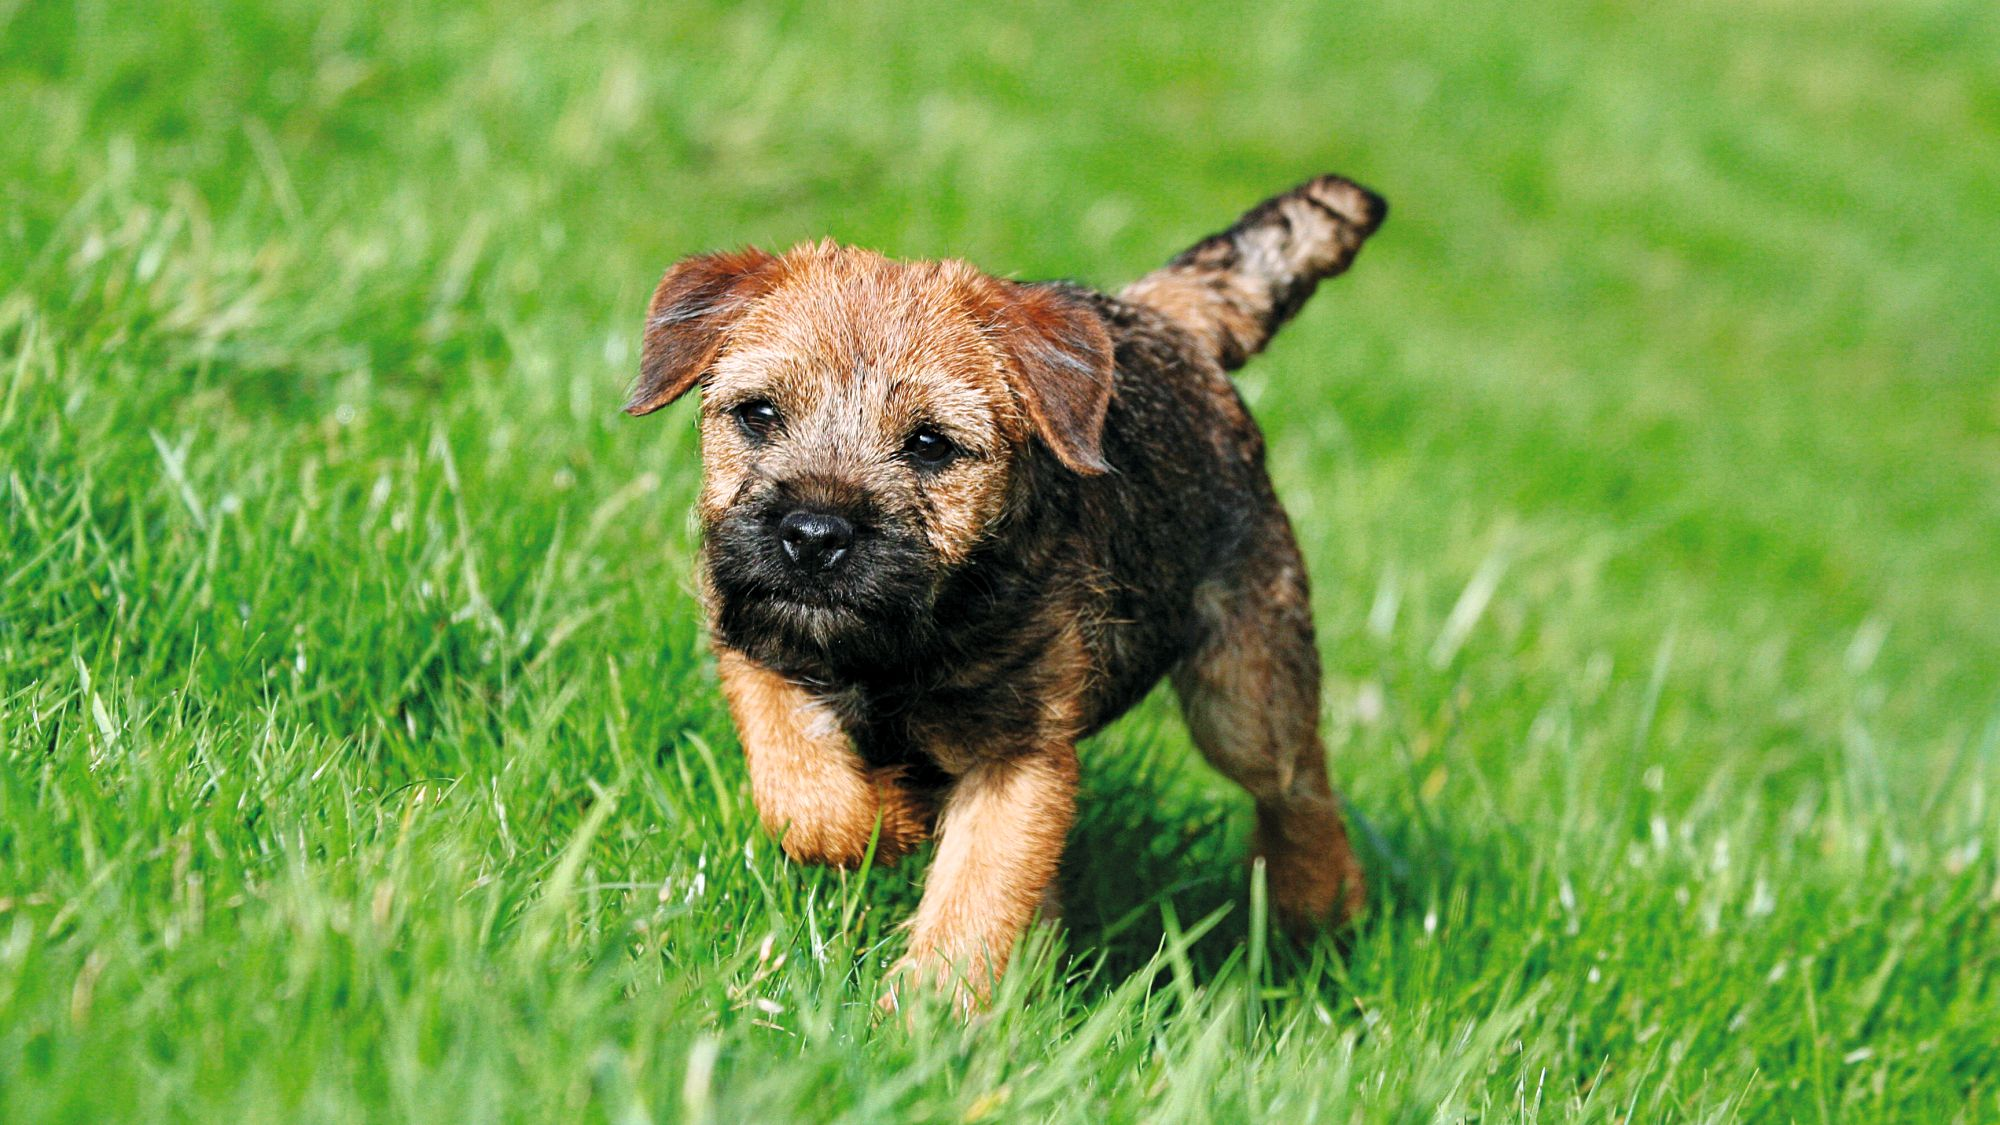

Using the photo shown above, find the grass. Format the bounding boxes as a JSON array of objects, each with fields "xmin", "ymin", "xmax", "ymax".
[{"xmin": 3, "ymin": 0, "xmax": 1998, "ymax": 1119}]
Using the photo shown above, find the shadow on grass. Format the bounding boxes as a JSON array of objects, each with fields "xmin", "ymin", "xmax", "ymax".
[{"xmin": 1055, "ymin": 749, "xmax": 1509, "ymax": 1001}]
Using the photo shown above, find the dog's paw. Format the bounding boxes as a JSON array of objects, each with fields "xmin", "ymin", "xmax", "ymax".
[
  {"xmin": 877, "ymin": 950, "xmax": 986, "ymax": 1021},
  {"xmin": 772, "ymin": 768, "xmax": 936, "ymax": 870},
  {"xmin": 775, "ymin": 825, "xmax": 873, "ymax": 870}
]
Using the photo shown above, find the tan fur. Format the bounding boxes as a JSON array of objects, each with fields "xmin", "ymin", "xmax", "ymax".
[
  {"xmin": 892, "ymin": 742, "xmax": 1079, "ymax": 1008},
  {"xmin": 716, "ymin": 648, "xmax": 933, "ymax": 866},
  {"xmin": 1120, "ymin": 174, "xmax": 1383, "ymax": 371},
  {"xmin": 1173, "ymin": 540, "xmax": 1365, "ymax": 925},
  {"xmin": 628, "ymin": 175, "xmax": 1388, "ymax": 1011}
]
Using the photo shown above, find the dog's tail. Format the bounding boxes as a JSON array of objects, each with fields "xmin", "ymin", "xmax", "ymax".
[{"xmin": 1120, "ymin": 174, "xmax": 1386, "ymax": 371}]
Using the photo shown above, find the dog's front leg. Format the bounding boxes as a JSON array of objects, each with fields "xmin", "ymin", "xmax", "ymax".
[
  {"xmin": 715, "ymin": 647, "xmax": 931, "ymax": 867},
  {"xmin": 889, "ymin": 741, "xmax": 1078, "ymax": 1010}
]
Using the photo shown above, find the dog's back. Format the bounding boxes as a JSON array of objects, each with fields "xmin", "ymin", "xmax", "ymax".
[{"xmin": 1053, "ymin": 177, "xmax": 1389, "ymax": 732}]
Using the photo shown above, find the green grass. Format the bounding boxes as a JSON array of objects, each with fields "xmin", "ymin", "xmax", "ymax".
[{"xmin": 3, "ymin": 0, "xmax": 1998, "ymax": 1119}]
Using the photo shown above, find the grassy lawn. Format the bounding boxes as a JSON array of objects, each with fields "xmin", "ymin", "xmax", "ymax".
[{"xmin": 4, "ymin": 0, "xmax": 1998, "ymax": 1119}]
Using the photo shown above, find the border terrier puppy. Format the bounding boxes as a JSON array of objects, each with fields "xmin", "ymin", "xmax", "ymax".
[{"xmin": 627, "ymin": 175, "xmax": 1386, "ymax": 1005}]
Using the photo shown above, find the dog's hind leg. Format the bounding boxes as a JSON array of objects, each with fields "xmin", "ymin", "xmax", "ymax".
[
  {"xmin": 717, "ymin": 647, "xmax": 934, "ymax": 868},
  {"xmin": 1171, "ymin": 520, "xmax": 1365, "ymax": 930}
]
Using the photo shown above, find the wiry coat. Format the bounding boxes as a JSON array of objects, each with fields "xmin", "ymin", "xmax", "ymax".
[{"xmin": 627, "ymin": 175, "xmax": 1387, "ymax": 1007}]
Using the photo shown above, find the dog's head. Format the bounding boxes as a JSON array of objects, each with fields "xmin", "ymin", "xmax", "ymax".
[{"xmin": 627, "ymin": 242, "xmax": 1114, "ymax": 668}]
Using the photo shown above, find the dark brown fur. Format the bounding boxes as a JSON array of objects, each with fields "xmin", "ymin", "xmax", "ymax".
[{"xmin": 627, "ymin": 175, "xmax": 1387, "ymax": 1008}]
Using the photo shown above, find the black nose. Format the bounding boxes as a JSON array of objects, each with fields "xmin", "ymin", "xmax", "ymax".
[{"xmin": 777, "ymin": 510, "xmax": 853, "ymax": 572}]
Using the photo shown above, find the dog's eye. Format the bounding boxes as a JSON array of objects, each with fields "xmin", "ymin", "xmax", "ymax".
[
  {"xmin": 732, "ymin": 399, "xmax": 782, "ymax": 440},
  {"xmin": 901, "ymin": 427, "xmax": 958, "ymax": 469}
]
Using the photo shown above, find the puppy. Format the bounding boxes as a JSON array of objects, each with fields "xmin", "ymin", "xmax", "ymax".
[{"xmin": 627, "ymin": 175, "xmax": 1386, "ymax": 1006}]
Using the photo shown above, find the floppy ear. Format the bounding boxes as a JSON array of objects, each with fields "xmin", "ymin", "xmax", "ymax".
[
  {"xmin": 626, "ymin": 248, "xmax": 780, "ymax": 416},
  {"xmin": 987, "ymin": 283, "xmax": 1116, "ymax": 475}
]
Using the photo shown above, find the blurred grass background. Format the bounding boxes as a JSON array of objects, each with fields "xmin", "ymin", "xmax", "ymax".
[{"xmin": 2, "ymin": 1, "xmax": 1997, "ymax": 1120}]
